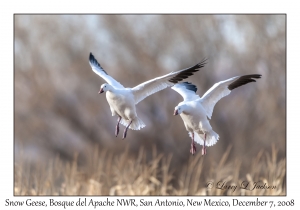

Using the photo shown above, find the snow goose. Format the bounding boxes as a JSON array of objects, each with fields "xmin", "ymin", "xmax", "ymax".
[
  {"xmin": 89, "ymin": 52, "xmax": 207, "ymax": 139},
  {"xmin": 172, "ymin": 74, "xmax": 261, "ymax": 155}
]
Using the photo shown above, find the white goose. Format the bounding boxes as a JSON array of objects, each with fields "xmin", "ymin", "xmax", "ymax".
[
  {"xmin": 89, "ymin": 52, "xmax": 207, "ymax": 139},
  {"xmin": 172, "ymin": 74, "xmax": 261, "ymax": 155}
]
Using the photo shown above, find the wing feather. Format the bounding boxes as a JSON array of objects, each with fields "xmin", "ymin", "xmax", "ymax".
[
  {"xmin": 89, "ymin": 53, "xmax": 124, "ymax": 89},
  {"xmin": 131, "ymin": 58, "xmax": 207, "ymax": 104},
  {"xmin": 171, "ymin": 82, "xmax": 200, "ymax": 101},
  {"xmin": 200, "ymin": 74, "xmax": 261, "ymax": 119}
]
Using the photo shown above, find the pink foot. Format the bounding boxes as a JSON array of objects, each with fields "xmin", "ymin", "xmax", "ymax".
[
  {"xmin": 115, "ymin": 117, "xmax": 121, "ymax": 137},
  {"xmin": 201, "ymin": 146, "xmax": 207, "ymax": 155},
  {"xmin": 122, "ymin": 120, "xmax": 132, "ymax": 139},
  {"xmin": 190, "ymin": 143, "xmax": 196, "ymax": 155},
  {"xmin": 115, "ymin": 125, "xmax": 119, "ymax": 137},
  {"xmin": 122, "ymin": 130, "xmax": 127, "ymax": 139}
]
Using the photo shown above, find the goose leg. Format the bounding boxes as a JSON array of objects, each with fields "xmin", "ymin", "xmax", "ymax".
[
  {"xmin": 202, "ymin": 133, "xmax": 207, "ymax": 155},
  {"xmin": 122, "ymin": 120, "xmax": 132, "ymax": 139},
  {"xmin": 115, "ymin": 116, "xmax": 122, "ymax": 137},
  {"xmin": 190, "ymin": 132, "xmax": 196, "ymax": 155}
]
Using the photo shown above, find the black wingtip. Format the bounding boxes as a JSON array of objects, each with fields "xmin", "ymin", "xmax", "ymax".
[
  {"xmin": 228, "ymin": 74, "xmax": 262, "ymax": 90},
  {"xmin": 181, "ymin": 82, "xmax": 198, "ymax": 93},
  {"xmin": 89, "ymin": 52, "xmax": 96, "ymax": 63},
  {"xmin": 200, "ymin": 57, "xmax": 208, "ymax": 66},
  {"xmin": 89, "ymin": 52, "xmax": 108, "ymax": 75},
  {"xmin": 89, "ymin": 52, "xmax": 93, "ymax": 59},
  {"xmin": 168, "ymin": 58, "xmax": 207, "ymax": 83}
]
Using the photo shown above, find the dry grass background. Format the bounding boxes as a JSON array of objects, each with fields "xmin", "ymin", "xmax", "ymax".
[
  {"xmin": 14, "ymin": 15, "xmax": 286, "ymax": 196},
  {"xmin": 14, "ymin": 144, "xmax": 285, "ymax": 195}
]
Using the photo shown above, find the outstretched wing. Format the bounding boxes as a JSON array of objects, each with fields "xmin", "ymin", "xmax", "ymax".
[
  {"xmin": 200, "ymin": 74, "xmax": 262, "ymax": 119},
  {"xmin": 171, "ymin": 82, "xmax": 200, "ymax": 101},
  {"xmin": 131, "ymin": 58, "xmax": 207, "ymax": 104},
  {"xmin": 89, "ymin": 53, "xmax": 124, "ymax": 89}
]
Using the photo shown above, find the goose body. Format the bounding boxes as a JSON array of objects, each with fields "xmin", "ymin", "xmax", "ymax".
[
  {"xmin": 172, "ymin": 74, "xmax": 261, "ymax": 155},
  {"xmin": 89, "ymin": 52, "xmax": 207, "ymax": 138}
]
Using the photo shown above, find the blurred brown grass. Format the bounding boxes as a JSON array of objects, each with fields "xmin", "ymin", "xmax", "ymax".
[{"xmin": 15, "ymin": 144, "xmax": 285, "ymax": 196}]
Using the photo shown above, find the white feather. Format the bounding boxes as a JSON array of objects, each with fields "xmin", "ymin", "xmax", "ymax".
[
  {"xmin": 200, "ymin": 76, "xmax": 238, "ymax": 119},
  {"xmin": 120, "ymin": 117, "xmax": 146, "ymax": 130},
  {"xmin": 189, "ymin": 132, "xmax": 219, "ymax": 147},
  {"xmin": 89, "ymin": 53, "xmax": 205, "ymax": 134},
  {"xmin": 89, "ymin": 53, "xmax": 124, "ymax": 89},
  {"xmin": 173, "ymin": 74, "xmax": 261, "ymax": 152},
  {"xmin": 171, "ymin": 83, "xmax": 200, "ymax": 101}
]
